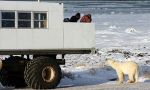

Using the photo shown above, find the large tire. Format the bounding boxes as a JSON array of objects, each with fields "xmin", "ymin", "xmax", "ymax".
[
  {"xmin": 0, "ymin": 56, "xmax": 27, "ymax": 88},
  {"xmin": 0, "ymin": 69, "xmax": 27, "ymax": 88},
  {"xmin": 24, "ymin": 56, "xmax": 62, "ymax": 89},
  {"xmin": 0, "ymin": 69, "xmax": 10, "ymax": 86}
]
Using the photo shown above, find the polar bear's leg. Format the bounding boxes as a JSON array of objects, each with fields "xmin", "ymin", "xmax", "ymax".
[
  {"xmin": 134, "ymin": 69, "xmax": 139, "ymax": 83},
  {"xmin": 117, "ymin": 71, "xmax": 124, "ymax": 84},
  {"xmin": 127, "ymin": 74, "xmax": 134, "ymax": 83}
]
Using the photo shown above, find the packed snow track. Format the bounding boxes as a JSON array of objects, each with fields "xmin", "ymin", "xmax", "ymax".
[
  {"xmin": 54, "ymin": 82, "xmax": 150, "ymax": 90},
  {"xmin": 12, "ymin": 82, "xmax": 150, "ymax": 90}
]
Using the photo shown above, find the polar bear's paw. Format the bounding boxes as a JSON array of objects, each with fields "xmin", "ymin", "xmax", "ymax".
[{"xmin": 127, "ymin": 80, "xmax": 135, "ymax": 83}]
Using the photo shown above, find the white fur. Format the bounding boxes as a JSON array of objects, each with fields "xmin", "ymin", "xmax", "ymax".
[{"xmin": 106, "ymin": 58, "xmax": 139, "ymax": 84}]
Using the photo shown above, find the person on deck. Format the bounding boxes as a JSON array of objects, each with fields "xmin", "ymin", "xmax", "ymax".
[
  {"xmin": 80, "ymin": 14, "xmax": 92, "ymax": 23},
  {"xmin": 69, "ymin": 13, "xmax": 81, "ymax": 22}
]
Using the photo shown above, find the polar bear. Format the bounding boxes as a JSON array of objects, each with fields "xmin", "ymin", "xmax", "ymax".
[{"xmin": 106, "ymin": 58, "xmax": 139, "ymax": 84}]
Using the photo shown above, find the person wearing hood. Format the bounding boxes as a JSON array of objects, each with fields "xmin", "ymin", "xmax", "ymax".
[
  {"xmin": 80, "ymin": 14, "xmax": 92, "ymax": 23},
  {"xmin": 69, "ymin": 13, "xmax": 81, "ymax": 22}
]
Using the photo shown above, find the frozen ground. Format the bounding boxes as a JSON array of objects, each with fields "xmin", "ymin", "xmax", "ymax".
[
  {"xmin": 59, "ymin": 48, "xmax": 150, "ymax": 87},
  {"xmin": 58, "ymin": 13, "xmax": 150, "ymax": 87},
  {"xmin": 54, "ymin": 83, "xmax": 150, "ymax": 90}
]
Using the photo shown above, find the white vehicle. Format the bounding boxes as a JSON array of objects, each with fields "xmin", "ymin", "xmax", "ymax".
[{"xmin": 0, "ymin": 1, "xmax": 95, "ymax": 89}]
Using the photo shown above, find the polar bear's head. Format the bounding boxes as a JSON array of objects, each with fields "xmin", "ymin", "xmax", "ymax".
[{"xmin": 106, "ymin": 58, "xmax": 115, "ymax": 65}]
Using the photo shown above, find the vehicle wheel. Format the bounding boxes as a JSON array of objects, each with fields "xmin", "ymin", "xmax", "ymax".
[
  {"xmin": 24, "ymin": 56, "xmax": 62, "ymax": 89},
  {"xmin": 0, "ymin": 69, "xmax": 26, "ymax": 88},
  {"xmin": 0, "ymin": 69, "xmax": 10, "ymax": 86},
  {"xmin": 0, "ymin": 57, "xmax": 27, "ymax": 88}
]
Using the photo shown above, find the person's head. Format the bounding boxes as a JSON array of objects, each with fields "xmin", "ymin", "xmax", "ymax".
[
  {"xmin": 106, "ymin": 58, "xmax": 115, "ymax": 66},
  {"xmin": 87, "ymin": 14, "xmax": 92, "ymax": 22},
  {"xmin": 87, "ymin": 14, "xmax": 91, "ymax": 18},
  {"xmin": 75, "ymin": 13, "xmax": 81, "ymax": 20}
]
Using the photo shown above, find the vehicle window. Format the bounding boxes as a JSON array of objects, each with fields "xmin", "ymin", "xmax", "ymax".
[
  {"xmin": 2, "ymin": 12, "xmax": 15, "ymax": 28},
  {"xmin": 34, "ymin": 13, "xmax": 47, "ymax": 28},
  {"xmin": 1, "ymin": 11, "xmax": 47, "ymax": 29},
  {"xmin": 18, "ymin": 12, "xmax": 31, "ymax": 28}
]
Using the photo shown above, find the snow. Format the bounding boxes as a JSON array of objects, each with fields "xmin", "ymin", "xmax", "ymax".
[
  {"xmin": 59, "ymin": 1, "xmax": 150, "ymax": 88},
  {"xmin": 125, "ymin": 27, "xmax": 137, "ymax": 33},
  {"xmin": 59, "ymin": 47, "xmax": 150, "ymax": 87}
]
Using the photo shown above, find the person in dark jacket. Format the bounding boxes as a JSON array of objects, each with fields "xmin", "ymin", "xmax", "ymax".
[
  {"xmin": 64, "ymin": 18, "xmax": 70, "ymax": 22},
  {"xmin": 69, "ymin": 13, "xmax": 81, "ymax": 22}
]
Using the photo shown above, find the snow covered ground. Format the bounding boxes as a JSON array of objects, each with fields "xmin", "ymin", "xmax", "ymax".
[{"xmin": 59, "ymin": 1, "xmax": 150, "ymax": 88}]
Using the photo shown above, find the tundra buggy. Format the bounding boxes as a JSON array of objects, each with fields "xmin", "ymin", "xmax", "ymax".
[{"xmin": 0, "ymin": 1, "xmax": 95, "ymax": 89}]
